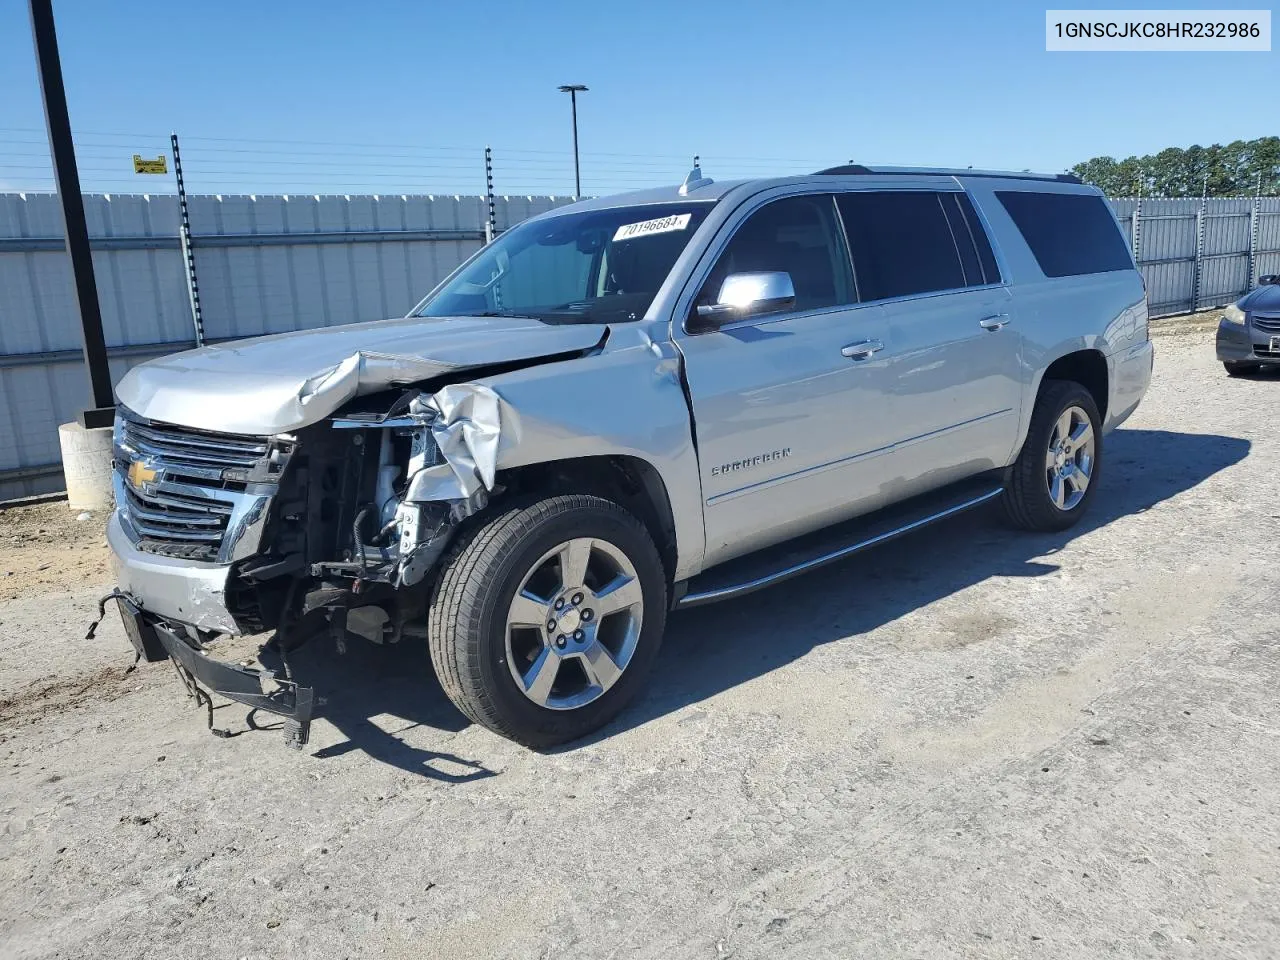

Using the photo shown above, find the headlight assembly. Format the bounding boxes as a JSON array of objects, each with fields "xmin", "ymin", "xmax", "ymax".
[{"xmin": 1221, "ymin": 304, "xmax": 1247, "ymax": 326}]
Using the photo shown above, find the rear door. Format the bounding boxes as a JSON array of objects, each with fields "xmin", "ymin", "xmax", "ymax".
[
  {"xmin": 835, "ymin": 189, "xmax": 1022, "ymax": 486},
  {"xmin": 674, "ymin": 192, "xmax": 898, "ymax": 567}
]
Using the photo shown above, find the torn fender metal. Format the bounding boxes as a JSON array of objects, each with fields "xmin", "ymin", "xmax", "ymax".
[
  {"xmin": 115, "ymin": 315, "xmax": 609, "ymax": 435},
  {"xmin": 405, "ymin": 384, "xmax": 512, "ymax": 503}
]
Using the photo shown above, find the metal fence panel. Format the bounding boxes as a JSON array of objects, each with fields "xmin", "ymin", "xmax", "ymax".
[
  {"xmin": 1258, "ymin": 199, "xmax": 1280, "ymax": 282},
  {"xmin": 1142, "ymin": 260, "xmax": 1197, "ymax": 315},
  {"xmin": 0, "ymin": 192, "xmax": 573, "ymax": 499}
]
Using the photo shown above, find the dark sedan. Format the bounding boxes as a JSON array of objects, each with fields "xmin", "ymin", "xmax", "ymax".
[{"xmin": 1217, "ymin": 275, "xmax": 1280, "ymax": 376}]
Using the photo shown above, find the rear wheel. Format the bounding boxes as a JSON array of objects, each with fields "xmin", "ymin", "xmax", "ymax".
[
  {"xmin": 1224, "ymin": 361, "xmax": 1261, "ymax": 377},
  {"xmin": 427, "ymin": 494, "xmax": 667, "ymax": 748},
  {"xmin": 1002, "ymin": 380, "xmax": 1102, "ymax": 532}
]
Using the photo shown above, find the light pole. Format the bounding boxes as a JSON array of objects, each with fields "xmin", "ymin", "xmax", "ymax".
[{"xmin": 557, "ymin": 84, "xmax": 588, "ymax": 197}]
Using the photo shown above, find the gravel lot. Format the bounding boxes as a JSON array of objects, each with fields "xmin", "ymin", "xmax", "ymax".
[{"xmin": 2, "ymin": 324, "xmax": 1277, "ymax": 960}]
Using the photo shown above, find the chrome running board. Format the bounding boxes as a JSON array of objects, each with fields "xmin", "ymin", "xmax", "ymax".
[{"xmin": 676, "ymin": 484, "xmax": 1004, "ymax": 609}]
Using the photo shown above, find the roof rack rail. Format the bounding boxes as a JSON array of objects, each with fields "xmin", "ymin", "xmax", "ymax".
[{"xmin": 815, "ymin": 165, "xmax": 1082, "ymax": 185}]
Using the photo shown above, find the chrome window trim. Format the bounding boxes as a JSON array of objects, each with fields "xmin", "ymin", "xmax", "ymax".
[
  {"xmin": 936, "ymin": 193, "xmax": 971, "ymax": 286},
  {"xmin": 948, "ymin": 193, "xmax": 998, "ymax": 286},
  {"xmin": 709, "ymin": 298, "xmax": 882, "ymax": 334},
  {"xmin": 693, "ymin": 281, "xmax": 1011, "ymax": 336},
  {"xmin": 831, "ymin": 194, "xmax": 861, "ymax": 303},
  {"xmin": 955, "ymin": 183, "xmax": 1013, "ymax": 287},
  {"xmin": 855, "ymin": 280, "xmax": 1009, "ymax": 308}
]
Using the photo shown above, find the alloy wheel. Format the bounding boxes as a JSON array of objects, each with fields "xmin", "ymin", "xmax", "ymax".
[
  {"xmin": 504, "ymin": 537, "xmax": 644, "ymax": 711},
  {"xmin": 1044, "ymin": 404, "xmax": 1095, "ymax": 511}
]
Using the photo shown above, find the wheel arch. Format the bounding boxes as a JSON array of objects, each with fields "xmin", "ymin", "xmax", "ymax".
[
  {"xmin": 1012, "ymin": 346, "xmax": 1111, "ymax": 462},
  {"xmin": 495, "ymin": 455, "xmax": 679, "ymax": 583},
  {"xmin": 1042, "ymin": 348, "xmax": 1109, "ymax": 422}
]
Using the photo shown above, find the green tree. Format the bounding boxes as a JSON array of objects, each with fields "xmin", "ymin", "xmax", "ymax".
[{"xmin": 1073, "ymin": 137, "xmax": 1280, "ymax": 196}]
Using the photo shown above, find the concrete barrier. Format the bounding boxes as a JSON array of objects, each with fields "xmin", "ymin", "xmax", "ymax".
[{"xmin": 57, "ymin": 422, "xmax": 114, "ymax": 511}]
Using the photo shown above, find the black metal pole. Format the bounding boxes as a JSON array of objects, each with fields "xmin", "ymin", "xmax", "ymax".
[
  {"xmin": 171, "ymin": 133, "xmax": 205, "ymax": 346},
  {"xmin": 28, "ymin": 0, "xmax": 114, "ymax": 429},
  {"xmin": 570, "ymin": 90, "xmax": 581, "ymax": 197},
  {"xmin": 484, "ymin": 146, "xmax": 497, "ymax": 243}
]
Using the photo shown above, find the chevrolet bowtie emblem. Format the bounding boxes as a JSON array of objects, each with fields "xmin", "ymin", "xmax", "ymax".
[{"xmin": 127, "ymin": 460, "xmax": 159, "ymax": 490}]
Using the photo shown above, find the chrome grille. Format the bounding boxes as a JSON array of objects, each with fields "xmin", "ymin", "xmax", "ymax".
[
  {"xmin": 115, "ymin": 414, "xmax": 276, "ymax": 563},
  {"xmin": 121, "ymin": 419, "xmax": 269, "ymax": 474},
  {"xmin": 122, "ymin": 484, "xmax": 233, "ymax": 558},
  {"xmin": 1252, "ymin": 314, "xmax": 1280, "ymax": 332}
]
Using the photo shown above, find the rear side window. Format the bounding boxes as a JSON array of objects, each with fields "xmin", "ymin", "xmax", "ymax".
[
  {"xmin": 995, "ymin": 191, "xmax": 1132, "ymax": 278},
  {"xmin": 836, "ymin": 191, "xmax": 980, "ymax": 301}
]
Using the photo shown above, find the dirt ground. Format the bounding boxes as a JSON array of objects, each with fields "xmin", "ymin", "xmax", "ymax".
[
  {"xmin": 0, "ymin": 503, "xmax": 109, "ymax": 603},
  {"xmin": 2, "ymin": 320, "xmax": 1278, "ymax": 959}
]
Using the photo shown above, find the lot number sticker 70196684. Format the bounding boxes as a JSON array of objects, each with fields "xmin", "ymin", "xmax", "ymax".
[{"xmin": 613, "ymin": 213, "xmax": 692, "ymax": 243}]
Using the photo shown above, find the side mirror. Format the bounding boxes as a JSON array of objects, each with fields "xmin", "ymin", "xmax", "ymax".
[
  {"xmin": 695, "ymin": 271, "xmax": 796, "ymax": 325},
  {"xmin": 1260, "ymin": 274, "xmax": 1280, "ymax": 286}
]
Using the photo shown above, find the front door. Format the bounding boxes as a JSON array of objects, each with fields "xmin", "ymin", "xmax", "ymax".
[{"xmin": 675, "ymin": 193, "xmax": 899, "ymax": 568}]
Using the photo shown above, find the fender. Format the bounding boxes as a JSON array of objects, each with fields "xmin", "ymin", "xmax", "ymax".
[{"xmin": 428, "ymin": 328, "xmax": 707, "ymax": 581}]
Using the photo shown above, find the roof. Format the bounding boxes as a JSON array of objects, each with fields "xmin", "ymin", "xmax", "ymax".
[
  {"xmin": 537, "ymin": 164, "xmax": 1085, "ymax": 217},
  {"xmin": 556, "ymin": 179, "xmax": 751, "ymax": 213}
]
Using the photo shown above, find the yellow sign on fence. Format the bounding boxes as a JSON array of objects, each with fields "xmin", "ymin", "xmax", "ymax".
[{"xmin": 132, "ymin": 154, "xmax": 168, "ymax": 175}]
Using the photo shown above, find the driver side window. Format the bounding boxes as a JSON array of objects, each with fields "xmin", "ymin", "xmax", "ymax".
[{"xmin": 699, "ymin": 195, "xmax": 855, "ymax": 316}]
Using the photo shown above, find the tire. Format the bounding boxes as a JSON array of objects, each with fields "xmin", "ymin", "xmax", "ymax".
[
  {"xmin": 427, "ymin": 494, "xmax": 667, "ymax": 748},
  {"xmin": 1224, "ymin": 361, "xmax": 1261, "ymax": 377},
  {"xmin": 1002, "ymin": 380, "xmax": 1102, "ymax": 532}
]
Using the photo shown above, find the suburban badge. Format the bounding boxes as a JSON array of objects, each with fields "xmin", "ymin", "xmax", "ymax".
[{"xmin": 710, "ymin": 448, "xmax": 791, "ymax": 477}]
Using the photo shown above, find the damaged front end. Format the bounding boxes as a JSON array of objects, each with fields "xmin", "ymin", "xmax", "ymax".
[
  {"xmin": 329, "ymin": 382, "xmax": 508, "ymax": 588},
  {"xmin": 103, "ymin": 377, "xmax": 515, "ymax": 747}
]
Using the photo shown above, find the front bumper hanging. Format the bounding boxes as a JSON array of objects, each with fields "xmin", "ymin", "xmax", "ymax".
[{"xmin": 91, "ymin": 593, "xmax": 315, "ymax": 748}]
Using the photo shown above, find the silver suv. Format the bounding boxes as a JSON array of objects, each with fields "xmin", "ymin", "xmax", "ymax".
[{"xmin": 102, "ymin": 164, "xmax": 1154, "ymax": 748}]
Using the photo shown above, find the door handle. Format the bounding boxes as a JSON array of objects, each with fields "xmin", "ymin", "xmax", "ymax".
[
  {"xmin": 841, "ymin": 339, "xmax": 884, "ymax": 360},
  {"xmin": 979, "ymin": 314, "xmax": 1011, "ymax": 331}
]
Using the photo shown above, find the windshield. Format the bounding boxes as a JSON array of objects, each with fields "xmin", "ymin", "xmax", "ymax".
[{"xmin": 416, "ymin": 202, "xmax": 714, "ymax": 324}]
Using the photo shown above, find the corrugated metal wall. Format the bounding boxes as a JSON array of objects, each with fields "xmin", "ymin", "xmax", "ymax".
[
  {"xmin": 1111, "ymin": 196, "xmax": 1280, "ymax": 315},
  {"xmin": 2, "ymin": 192, "xmax": 1278, "ymax": 501},
  {"xmin": 0, "ymin": 192, "xmax": 573, "ymax": 500}
]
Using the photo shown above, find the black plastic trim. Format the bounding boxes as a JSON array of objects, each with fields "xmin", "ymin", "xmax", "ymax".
[{"xmin": 153, "ymin": 621, "xmax": 314, "ymax": 727}]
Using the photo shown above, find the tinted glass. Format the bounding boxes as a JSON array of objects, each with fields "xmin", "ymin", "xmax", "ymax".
[
  {"xmin": 700, "ymin": 195, "xmax": 854, "ymax": 314},
  {"xmin": 942, "ymin": 194, "xmax": 983, "ymax": 286},
  {"xmin": 995, "ymin": 191, "xmax": 1132, "ymax": 278},
  {"xmin": 419, "ymin": 202, "xmax": 712, "ymax": 324},
  {"xmin": 836, "ymin": 191, "xmax": 965, "ymax": 301},
  {"xmin": 952, "ymin": 193, "xmax": 1002, "ymax": 285}
]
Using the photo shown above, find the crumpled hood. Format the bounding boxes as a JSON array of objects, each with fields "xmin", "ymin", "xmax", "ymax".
[{"xmin": 115, "ymin": 315, "xmax": 608, "ymax": 435}]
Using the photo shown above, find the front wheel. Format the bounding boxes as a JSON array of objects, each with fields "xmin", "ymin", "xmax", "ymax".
[
  {"xmin": 427, "ymin": 495, "xmax": 667, "ymax": 748},
  {"xmin": 1002, "ymin": 380, "xmax": 1102, "ymax": 532}
]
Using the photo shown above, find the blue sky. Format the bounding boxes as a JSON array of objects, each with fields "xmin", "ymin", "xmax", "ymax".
[{"xmin": 1, "ymin": 0, "xmax": 1276, "ymax": 195}]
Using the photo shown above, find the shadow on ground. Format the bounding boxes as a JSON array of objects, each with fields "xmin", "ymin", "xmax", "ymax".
[
  {"xmin": 252, "ymin": 635, "xmax": 495, "ymax": 782},
  {"xmin": 263, "ymin": 428, "xmax": 1248, "ymax": 773},
  {"xmin": 616, "ymin": 427, "xmax": 1250, "ymax": 740}
]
